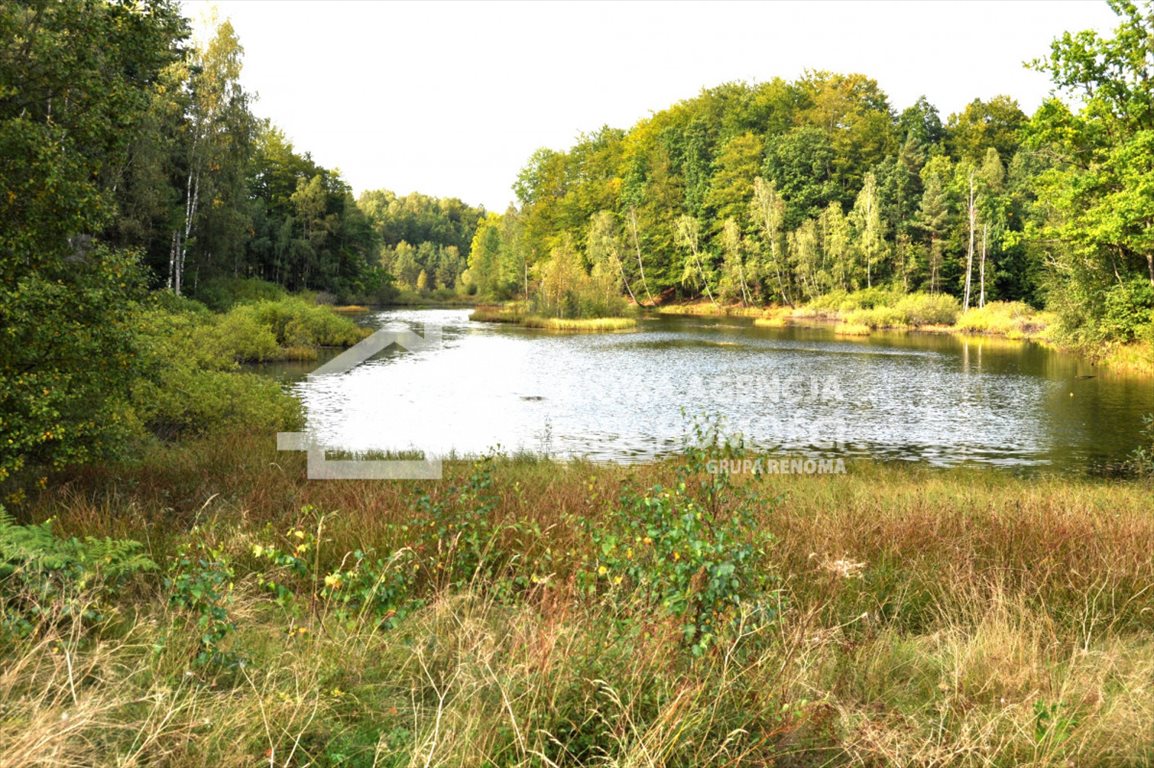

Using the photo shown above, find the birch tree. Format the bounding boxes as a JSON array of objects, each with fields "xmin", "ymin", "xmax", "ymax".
[{"xmin": 751, "ymin": 177, "xmax": 792, "ymax": 306}]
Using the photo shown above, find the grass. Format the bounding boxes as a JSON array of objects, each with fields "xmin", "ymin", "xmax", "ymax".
[
  {"xmin": 521, "ymin": 316, "xmax": 637, "ymax": 331},
  {"xmin": 1098, "ymin": 339, "xmax": 1154, "ymax": 376},
  {"xmin": 667, "ymin": 293, "xmax": 1064, "ymax": 347},
  {"xmin": 471, "ymin": 304, "xmax": 637, "ymax": 332},
  {"xmin": 6, "ymin": 429, "xmax": 1154, "ymax": 765},
  {"xmin": 833, "ymin": 321, "xmax": 872, "ymax": 336},
  {"xmin": 954, "ymin": 301, "xmax": 1055, "ymax": 341},
  {"xmin": 656, "ymin": 301, "xmax": 766, "ymax": 318}
]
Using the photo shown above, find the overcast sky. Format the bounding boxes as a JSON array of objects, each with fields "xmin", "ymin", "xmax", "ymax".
[{"xmin": 183, "ymin": 1, "xmax": 1120, "ymax": 211}]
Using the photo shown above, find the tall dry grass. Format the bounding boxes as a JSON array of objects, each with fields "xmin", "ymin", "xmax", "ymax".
[{"xmin": 7, "ymin": 432, "xmax": 1154, "ymax": 765}]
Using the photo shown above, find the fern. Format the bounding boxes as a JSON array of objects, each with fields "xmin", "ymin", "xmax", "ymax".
[{"xmin": 1, "ymin": 506, "xmax": 156, "ymax": 636}]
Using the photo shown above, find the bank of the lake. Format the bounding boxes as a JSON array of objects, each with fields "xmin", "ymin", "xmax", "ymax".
[
  {"xmin": 656, "ymin": 297, "xmax": 1154, "ymax": 375},
  {"xmin": 470, "ymin": 303, "xmax": 638, "ymax": 332}
]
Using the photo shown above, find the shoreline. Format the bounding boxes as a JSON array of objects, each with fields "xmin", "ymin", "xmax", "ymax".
[{"xmin": 653, "ymin": 299, "xmax": 1153, "ymax": 375}]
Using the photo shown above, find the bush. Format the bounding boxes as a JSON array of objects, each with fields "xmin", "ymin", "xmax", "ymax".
[
  {"xmin": 894, "ymin": 292, "xmax": 960, "ymax": 326},
  {"xmin": 583, "ymin": 433, "xmax": 778, "ymax": 656},
  {"xmin": 837, "ymin": 287, "xmax": 903, "ymax": 312},
  {"xmin": 132, "ymin": 367, "xmax": 300, "ymax": 441},
  {"xmin": 209, "ymin": 309, "xmax": 282, "ymax": 363},
  {"xmin": 1102, "ymin": 279, "xmax": 1154, "ymax": 342},
  {"xmin": 194, "ymin": 277, "xmax": 287, "ymax": 312},
  {"xmin": 955, "ymin": 301, "xmax": 1049, "ymax": 338},
  {"xmin": 240, "ymin": 298, "xmax": 368, "ymax": 349},
  {"xmin": 129, "ymin": 302, "xmax": 302, "ymax": 440}
]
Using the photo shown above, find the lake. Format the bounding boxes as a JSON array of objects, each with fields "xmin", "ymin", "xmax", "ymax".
[{"xmin": 274, "ymin": 307, "xmax": 1154, "ymax": 473}]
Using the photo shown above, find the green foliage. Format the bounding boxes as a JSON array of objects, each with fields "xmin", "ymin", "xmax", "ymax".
[
  {"xmin": 532, "ymin": 241, "xmax": 632, "ymax": 319},
  {"xmin": 227, "ymin": 298, "xmax": 369, "ymax": 351},
  {"xmin": 1033, "ymin": 699, "xmax": 1079, "ymax": 752},
  {"xmin": 0, "ymin": 246, "xmax": 146, "ymax": 482},
  {"xmin": 195, "ymin": 277, "xmax": 288, "ymax": 312},
  {"xmin": 319, "ymin": 547, "xmax": 417, "ymax": 630},
  {"xmin": 128, "ymin": 299, "xmax": 304, "ymax": 440},
  {"xmin": 166, "ymin": 531, "xmax": 237, "ymax": 667},
  {"xmin": 1026, "ymin": 3, "xmax": 1154, "ymax": 346},
  {"xmin": 954, "ymin": 301, "xmax": 1051, "ymax": 338},
  {"xmin": 841, "ymin": 291, "xmax": 961, "ymax": 328},
  {"xmin": 0, "ymin": 506, "xmax": 155, "ymax": 638},
  {"xmin": 411, "ymin": 460, "xmax": 502, "ymax": 588},
  {"xmin": 1102, "ymin": 278, "xmax": 1154, "ymax": 342},
  {"xmin": 585, "ymin": 428, "xmax": 777, "ymax": 656}
]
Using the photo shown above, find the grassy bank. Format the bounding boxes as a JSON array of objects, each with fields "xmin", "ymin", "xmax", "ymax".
[
  {"xmin": 387, "ymin": 288, "xmax": 478, "ymax": 307},
  {"xmin": 471, "ymin": 304, "xmax": 637, "ymax": 332},
  {"xmin": 658, "ymin": 293, "xmax": 1154, "ymax": 375},
  {"xmin": 5, "ymin": 430, "xmax": 1153, "ymax": 766}
]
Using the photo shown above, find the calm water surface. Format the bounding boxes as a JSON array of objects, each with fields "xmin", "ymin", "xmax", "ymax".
[{"xmin": 274, "ymin": 308, "xmax": 1154, "ymax": 472}]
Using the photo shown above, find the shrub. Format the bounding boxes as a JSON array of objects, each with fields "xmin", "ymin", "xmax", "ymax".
[
  {"xmin": 241, "ymin": 298, "xmax": 368, "ymax": 349},
  {"xmin": 955, "ymin": 301, "xmax": 1048, "ymax": 338},
  {"xmin": 584, "ymin": 433, "xmax": 778, "ymax": 655},
  {"xmin": 166, "ymin": 531, "xmax": 238, "ymax": 667},
  {"xmin": 837, "ymin": 287, "xmax": 903, "ymax": 312},
  {"xmin": 209, "ymin": 308, "xmax": 282, "ymax": 363},
  {"xmin": 132, "ymin": 367, "xmax": 299, "ymax": 440},
  {"xmin": 894, "ymin": 292, "xmax": 960, "ymax": 326},
  {"xmin": 1102, "ymin": 278, "xmax": 1154, "ymax": 342},
  {"xmin": 194, "ymin": 277, "xmax": 287, "ymax": 312}
]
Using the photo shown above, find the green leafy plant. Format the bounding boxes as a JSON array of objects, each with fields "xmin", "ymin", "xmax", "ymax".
[
  {"xmin": 585, "ymin": 421, "xmax": 778, "ymax": 655},
  {"xmin": 0, "ymin": 505, "xmax": 156, "ymax": 637},
  {"xmin": 1033, "ymin": 699, "xmax": 1079, "ymax": 751},
  {"xmin": 320, "ymin": 548, "xmax": 418, "ymax": 630},
  {"xmin": 165, "ymin": 531, "xmax": 237, "ymax": 667},
  {"xmin": 412, "ymin": 458, "xmax": 502, "ymax": 588}
]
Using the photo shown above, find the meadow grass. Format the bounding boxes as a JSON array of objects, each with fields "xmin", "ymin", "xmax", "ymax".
[{"xmin": 7, "ymin": 430, "xmax": 1153, "ymax": 766}]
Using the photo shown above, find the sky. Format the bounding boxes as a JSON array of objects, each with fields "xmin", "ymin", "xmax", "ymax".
[{"xmin": 183, "ymin": 1, "xmax": 1121, "ymax": 212}]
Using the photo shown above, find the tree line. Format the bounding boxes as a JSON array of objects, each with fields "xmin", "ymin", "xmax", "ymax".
[{"xmin": 468, "ymin": 0, "xmax": 1154, "ymax": 344}]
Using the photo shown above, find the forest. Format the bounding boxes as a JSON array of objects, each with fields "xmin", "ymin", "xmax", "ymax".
[{"xmin": 466, "ymin": 3, "xmax": 1154, "ymax": 348}]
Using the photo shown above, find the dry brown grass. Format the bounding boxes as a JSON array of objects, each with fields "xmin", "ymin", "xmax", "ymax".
[{"xmin": 11, "ymin": 434, "xmax": 1154, "ymax": 765}]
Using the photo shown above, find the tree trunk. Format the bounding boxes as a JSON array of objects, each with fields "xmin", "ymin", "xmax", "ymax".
[
  {"xmin": 629, "ymin": 207, "xmax": 654, "ymax": 305},
  {"xmin": 979, "ymin": 222, "xmax": 988, "ymax": 308},
  {"xmin": 963, "ymin": 172, "xmax": 975, "ymax": 311},
  {"xmin": 771, "ymin": 240, "xmax": 793, "ymax": 308},
  {"xmin": 612, "ymin": 247, "xmax": 638, "ymax": 306},
  {"xmin": 691, "ymin": 243, "xmax": 716, "ymax": 304}
]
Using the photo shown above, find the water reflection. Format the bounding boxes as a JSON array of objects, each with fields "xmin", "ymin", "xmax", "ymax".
[{"xmin": 279, "ymin": 308, "xmax": 1153, "ymax": 472}]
